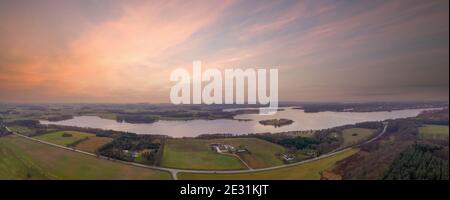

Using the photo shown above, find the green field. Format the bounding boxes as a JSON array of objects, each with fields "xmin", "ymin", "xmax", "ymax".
[
  {"xmin": 419, "ymin": 124, "xmax": 449, "ymax": 141},
  {"xmin": 8, "ymin": 126, "xmax": 33, "ymax": 134},
  {"xmin": 341, "ymin": 128, "xmax": 376, "ymax": 147},
  {"xmin": 161, "ymin": 139, "xmax": 246, "ymax": 170},
  {"xmin": 178, "ymin": 148, "xmax": 359, "ymax": 180},
  {"xmin": 34, "ymin": 131, "xmax": 95, "ymax": 146},
  {"xmin": 0, "ymin": 135, "xmax": 171, "ymax": 180},
  {"xmin": 212, "ymin": 138, "xmax": 286, "ymax": 168},
  {"xmin": 74, "ymin": 136, "xmax": 113, "ymax": 153}
]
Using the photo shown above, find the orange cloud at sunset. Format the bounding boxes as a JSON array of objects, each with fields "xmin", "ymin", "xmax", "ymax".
[
  {"xmin": 1, "ymin": 0, "xmax": 233, "ymax": 102},
  {"xmin": 0, "ymin": 0, "xmax": 448, "ymax": 103}
]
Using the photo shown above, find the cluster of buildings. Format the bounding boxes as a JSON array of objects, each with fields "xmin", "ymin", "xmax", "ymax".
[
  {"xmin": 281, "ymin": 149, "xmax": 318, "ymax": 162},
  {"xmin": 210, "ymin": 143, "xmax": 247, "ymax": 154},
  {"xmin": 281, "ymin": 153, "xmax": 295, "ymax": 161},
  {"xmin": 209, "ymin": 142, "xmax": 318, "ymax": 163},
  {"xmin": 122, "ymin": 150, "xmax": 139, "ymax": 158},
  {"xmin": 0, "ymin": 123, "xmax": 12, "ymax": 137}
]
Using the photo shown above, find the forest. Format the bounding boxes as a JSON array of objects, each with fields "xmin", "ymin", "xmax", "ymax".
[
  {"xmin": 97, "ymin": 133, "xmax": 163, "ymax": 165},
  {"xmin": 384, "ymin": 144, "xmax": 449, "ymax": 180}
]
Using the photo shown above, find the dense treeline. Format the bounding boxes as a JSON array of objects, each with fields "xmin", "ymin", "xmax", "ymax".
[
  {"xmin": 384, "ymin": 119, "xmax": 418, "ymax": 136},
  {"xmin": 98, "ymin": 133, "xmax": 162, "ymax": 165},
  {"xmin": 46, "ymin": 114, "xmax": 73, "ymax": 122},
  {"xmin": 330, "ymin": 119, "xmax": 421, "ymax": 179},
  {"xmin": 112, "ymin": 109, "xmax": 246, "ymax": 123},
  {"xmin": 331, "ymin": 108, "xmax": 449, "ymax": 180},
  {"xmin": 255, "ymin": 131, "xmax": 338, "ymax": 153},
  {"xmin": 301, "ymin": 102, "xmax": 448, "ymax": 113},
  {"xmin": 313, "ymin": 130, "xmax": 342, "ymax": 154},
  {"xmin": 196, "ymin": 133, "xmax": 235, "ymax": 139},
  {"xmin": 354, "ymin": 121, "xmax": 383, "ymax": 129},
  {"xmin": 417, "ymin": 108, "xmax": 449, "ymax": 125},
  {"xmin": 6, "ymin": 119, "xmax": 40, "ymax": 127},
  {"xmin": 99, "ymin": 133, "xmax": 161, "ymax": 152},
  {"xmin": 252, "ymin": 121, "xmax": 382, "ymax": 154},
  {"xmin": 0, "ymin": 119, "xmax": 12, "ymax": 137},
  {"xmin": 384, "ymin": 144, "xmax": 449, "ymax": 180},
  {"xmin": 116, "ymin": 114, "xmax": 159, "ymax": 123},
  {"xmin": 278, "ymin": 137, "xmax": 319, "ymax": 149},
  {"xmin": 259, "ymin": 118, "xmax": 294, "ymax": 127}
]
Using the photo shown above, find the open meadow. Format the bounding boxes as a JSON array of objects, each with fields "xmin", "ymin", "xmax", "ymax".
[
  {"xmin": 34, "ymin": 131, "xmax": 95, "ymax": 146},
  {"xmin": 211, "ymin": 137, "xmax": 286, "ymax": 168},
  {"xmin": 0, "ymin": 135, "xmax": 171, "ymax": 180},
  {"xmin": 161, "ymin": 138, "xmax": 246, "ymax": 170},
  {"xmin": 178, "ymin": 148, "xmax": 359, "ymax": 180},
  {"xmin": 341, "ymin": 128, "xmax": 376, "ymax": 147},
  {"xmin": 74, "ymin": 136, "xmax": 113, "ymax": 153},
  {"xmin": 419, "ymin": 124, "xmax": 449, "ymax": 141},
  {"xmin": 7, "ymin": 126, "xmax": 33, "ymax": 134}
]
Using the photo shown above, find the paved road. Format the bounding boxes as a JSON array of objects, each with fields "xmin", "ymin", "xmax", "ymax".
[{"xmin": 5, "ymin": 122, "xmax": 388, "ymax": 180}]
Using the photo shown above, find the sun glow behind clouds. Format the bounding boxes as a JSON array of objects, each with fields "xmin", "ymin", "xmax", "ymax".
[{"xmin": 0, "ymin": 0, "xmax": 448, "ymax": 103}]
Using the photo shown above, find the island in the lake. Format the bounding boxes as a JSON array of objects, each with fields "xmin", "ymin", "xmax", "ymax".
[{"xmin": 259, "ymin": 118, "xmax": 294, "ymax": 127}]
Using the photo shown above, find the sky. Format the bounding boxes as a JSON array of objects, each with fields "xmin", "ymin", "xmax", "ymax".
[{"xmin": 0, "ymin": 0, "xmax": 448, "ymax": 103}]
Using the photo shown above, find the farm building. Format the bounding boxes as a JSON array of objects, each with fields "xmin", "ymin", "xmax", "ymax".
[{"xmin": 281, "ymin": 153, "xmax": 295, "ymax": 161}]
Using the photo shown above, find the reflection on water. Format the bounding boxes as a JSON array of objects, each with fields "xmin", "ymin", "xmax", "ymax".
[{"xmin": 40, "ymin": 107, "xmax": 434, "ymax": 137}]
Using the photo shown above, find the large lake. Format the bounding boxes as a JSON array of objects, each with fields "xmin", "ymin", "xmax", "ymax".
[
  {"xmin": 40, "ymin": 107, "xmax": 434, "ymax": 137},
  {"xmin": 40, "ymin": 108, "xmax": 436, "ymax": 137}
]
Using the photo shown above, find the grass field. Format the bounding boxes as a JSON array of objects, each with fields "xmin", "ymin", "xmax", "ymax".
[
  {"xmin": 419, "ymin": 124, "xmax": 449, "ymax": 141},
  {"xmin": 34, "ymin": 131, "xmax": 95, "ymax": 146},
  {"xmin": 341, "ymin": 128, "xmax": 376, "ymax": 147},
  {"xmin": 0, "ymin": 135, "xmax": 171, "ymax": 180},
  {"xmin": 211, "ymin": 138, "xmax": 285, "ymax": 168},
  {"xmin": 161, "ymin": 138, "xmax": 247, "ymax": 170},
  {"xmin": 8, "ymin": 126, "xmax": 33, "ymax": 134},
  {"xmin": 178, "ymin": 148, "xmax": 359, "ymax": 180},
  {"xmin": 74, "ymin": 136, "xmax": 113, "ymax": 153}
]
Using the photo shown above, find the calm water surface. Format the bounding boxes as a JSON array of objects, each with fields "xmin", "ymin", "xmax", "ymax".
[{"xmin": 40, "ymin": 107, "xmax": 434, "ymax": 137}]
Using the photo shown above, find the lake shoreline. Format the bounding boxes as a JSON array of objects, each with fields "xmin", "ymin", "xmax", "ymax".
[{"xmin": 39, "ymin": 107, "xmax": 442, "ymax": 137}]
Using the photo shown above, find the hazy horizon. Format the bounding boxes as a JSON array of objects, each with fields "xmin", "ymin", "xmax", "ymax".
[
  {"xmin": 0, "ymin": 100, "xmax": 448, "ymax": 105},
  {"xmin": 1, "ymin": 0, "xmax": 449, "ymax": 103}
]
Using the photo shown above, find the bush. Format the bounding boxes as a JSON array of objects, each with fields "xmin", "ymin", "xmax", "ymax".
[{"xmin": 61, "ymin": 133, "xmax": 72, "ymax": 137}]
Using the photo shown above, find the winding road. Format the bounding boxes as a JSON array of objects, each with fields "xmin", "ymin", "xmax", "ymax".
[{"xmin": 5, "ymin": 122, "xmax": 388, "ymax": 180}]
